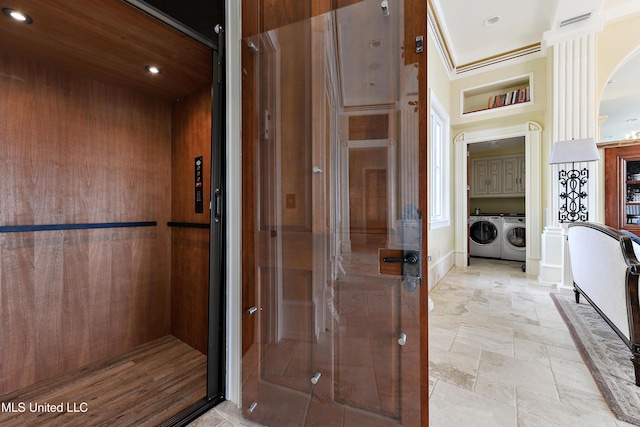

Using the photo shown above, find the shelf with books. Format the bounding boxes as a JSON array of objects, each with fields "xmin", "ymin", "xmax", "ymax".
[
  {"xmin": 605, "ymin": 144, "xmax": 640, "ymax": 234},
  {"xmin": 461, "ymin": 73, "xmax": 532, "ymax": 116}
]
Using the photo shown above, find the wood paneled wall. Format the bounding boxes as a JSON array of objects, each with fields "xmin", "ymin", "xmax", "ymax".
[
  {"xmin": 170, "ymin": 87, "xmax": 212, "ymax": 355},
  {"xmin": 0, "ymin": 51, "xmax": 172, "ymax": 395}
]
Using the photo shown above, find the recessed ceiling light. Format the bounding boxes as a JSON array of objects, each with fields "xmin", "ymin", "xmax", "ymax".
[
  {"xmin": 484, "ymin": 15, "xmax": 500, "ymax": 26},
  {"xmin": 145, "ymin": 65, "xmax": 162, "ymax": 75},
  {"xmin": 2, "ymin": 8, "xmax": 33, "ymax": 24}
]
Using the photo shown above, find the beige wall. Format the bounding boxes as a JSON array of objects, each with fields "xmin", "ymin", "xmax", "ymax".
[
  {"xmin": 595, "ymin": 14, "xmax": 640, "ymax": 220},
  {"xmin": 425, "ymin": 10, "xmax": 640, "ymax": 288},
  {"xmin": 450, "ymin": 56, "xmax": 548, "ymax": 132},
  {"xmin": 427, "ymin": 31, "xmax": 550, "ymax": 287},
  {"xmin": 427, "ymin": 32, "xmax": 455, "ymax": 289},
  {"xmin": 597, "ymin": 15, "xmax": 640, "ymax": 100},
  {"xmin": 451, "ymin": 56, "xmax": 550, "ymax": 233}
]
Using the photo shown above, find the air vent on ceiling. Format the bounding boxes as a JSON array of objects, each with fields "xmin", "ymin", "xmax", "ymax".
[{"xmin": 559, "ymin": 12, "xmax": 591, "ymax": 28}]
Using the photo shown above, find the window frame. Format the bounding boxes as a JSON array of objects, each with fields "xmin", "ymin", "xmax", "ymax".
[{"xmin": 429, "ymin": 90, "xmax": 450, "ymax": 229}]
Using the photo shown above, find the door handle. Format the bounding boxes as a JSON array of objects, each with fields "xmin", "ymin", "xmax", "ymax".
[{"xmin": 383, "ymin": 251, "xmax": 419, "ymax": 265}]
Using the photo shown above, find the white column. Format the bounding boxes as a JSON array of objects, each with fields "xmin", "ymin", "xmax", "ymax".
[{"xmin": 539, "ymin": 27, "xmax": 601, "ymax": 288}]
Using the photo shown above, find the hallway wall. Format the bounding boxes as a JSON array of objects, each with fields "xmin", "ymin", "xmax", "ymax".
[{"xmin": 427, "ymin": 31, "xmax": 455, "ymax": 289}]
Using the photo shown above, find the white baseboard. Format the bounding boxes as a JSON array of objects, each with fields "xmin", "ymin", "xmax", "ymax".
[{"xmin": 428, "ymin": 250, "xmax": 455, "ymax": 290}]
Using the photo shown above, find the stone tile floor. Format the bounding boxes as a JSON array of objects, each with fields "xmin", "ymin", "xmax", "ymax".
[
  {"xmin": 193, "ymin": 257, "xmax": 634, "ymax": 426},
  {"xmin": 428, "ymin": 257, "xmax": 634, "ymax": 427},
  {"xmin": 189, "ymin": 401, "xmax": 263, "ymax": 427}
]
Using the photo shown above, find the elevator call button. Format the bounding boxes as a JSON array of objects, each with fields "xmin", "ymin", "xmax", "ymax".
[{"xmin": 195, "ymin": 156, "xmax": 204, "ymax": 213}]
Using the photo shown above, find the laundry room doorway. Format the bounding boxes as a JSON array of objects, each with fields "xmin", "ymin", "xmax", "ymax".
[{"xmin": 453, "ymin": 123, "xmax": 543, "ymax": 276}]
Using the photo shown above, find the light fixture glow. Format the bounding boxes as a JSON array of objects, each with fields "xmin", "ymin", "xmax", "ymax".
[
  {"xmin": 145, "ymin": 65, "xmax": 162, "ymax": 75},
  {"xmin": 2, "ymin": 8, "xmax": 33, "ymax": 24}
]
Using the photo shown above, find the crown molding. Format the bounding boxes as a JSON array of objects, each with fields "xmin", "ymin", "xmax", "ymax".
[{"xmin": 428, "ymin": 0, "xmax": 544, "ymax": 78}]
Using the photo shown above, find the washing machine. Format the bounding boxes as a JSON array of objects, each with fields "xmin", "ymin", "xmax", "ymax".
[
  {"xmin": 501, "ymin": 216, "xmax": 526, "ymax": 261},
  {"xmin": 469, "ymin": 216, "xmax": 502, "ymax": 258}
]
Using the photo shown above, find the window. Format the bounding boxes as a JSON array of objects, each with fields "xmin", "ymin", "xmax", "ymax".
[{"xmin": 430, "ymin": 91, "xmax": 450, "ymax": 229}]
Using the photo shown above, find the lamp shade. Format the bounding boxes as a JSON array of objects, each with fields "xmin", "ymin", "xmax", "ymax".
[{"xmin": 549, "ymin": 137, "xmax": 600, "ymax": 164}]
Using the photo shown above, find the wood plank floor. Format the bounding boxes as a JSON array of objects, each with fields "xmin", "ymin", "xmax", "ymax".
[{"xmin": 0, "ymin": 335, "xmax": 206, "ymax": 426}]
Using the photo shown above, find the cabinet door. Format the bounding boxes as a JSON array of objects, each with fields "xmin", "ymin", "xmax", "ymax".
[
  {"xmin": 502, "ymin": 158, "xmax": 518, "ymax": 194},
  {"xmin": 502, "ymin": 156, "xmax": 525, "ymax": 195},
  {"xmin": 471, "ymin": 159, "xmax": 488, "ymax": 197},
  {"xmin": 487, "ymin": 159, "xmax": 502, "ymax": 194},
  {"xmin": 517, "ymin": 156, "xmax": 526, "ymax": 193}
]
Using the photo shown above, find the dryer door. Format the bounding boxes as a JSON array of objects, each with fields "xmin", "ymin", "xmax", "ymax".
[
  {"xmin": 470, "ymin": 220, "xmax": 498, "ymax": 245},
  {"xmin": 504, "ymin": 224, "xmax": 526, "ymax": 249}
]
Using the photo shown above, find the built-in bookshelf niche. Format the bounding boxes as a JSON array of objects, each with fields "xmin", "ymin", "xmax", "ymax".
[{"xmin": 461, "ymin": 73, "xmax": 532, "ymax": 117}]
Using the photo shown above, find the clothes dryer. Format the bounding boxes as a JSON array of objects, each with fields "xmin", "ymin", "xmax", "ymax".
[
  {"xmin": 469, "ymin": 216, "xmax": 502, "ymax": 258},
  {"xmin": 501, "ymin": 216, "xmax": 526, "ymax": 261}
]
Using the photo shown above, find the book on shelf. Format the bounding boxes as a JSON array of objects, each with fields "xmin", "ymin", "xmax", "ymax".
[
  {"xmin": 487, "ymin": 87, "xmax": 529, "ymax": 109},
  {"xmin": 627, "ymin": 204, "xmax": 640, "ymax": 216}
]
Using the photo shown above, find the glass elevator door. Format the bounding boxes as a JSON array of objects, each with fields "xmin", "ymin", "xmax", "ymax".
[{"xmin": 242, "ymin": 0, "xmax": 422, "ymax": 425}]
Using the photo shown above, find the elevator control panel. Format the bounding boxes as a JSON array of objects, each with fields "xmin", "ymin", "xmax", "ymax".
[{"xmin": 195, "ymin": 156, "xmax": 204, "ymax": 213}]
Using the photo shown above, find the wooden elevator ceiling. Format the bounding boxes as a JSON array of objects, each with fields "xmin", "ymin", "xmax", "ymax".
[{"xmin": 0, "ymin": 0, "xmax": 214, "ymax": 101}]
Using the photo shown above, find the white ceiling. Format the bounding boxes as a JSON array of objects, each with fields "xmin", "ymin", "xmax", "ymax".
[{"xmin": 430, "ymin": 0, "xmax": 640, "ymax": 142}]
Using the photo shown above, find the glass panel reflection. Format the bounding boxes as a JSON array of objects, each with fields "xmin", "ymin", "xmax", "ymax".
[{"xmin": 242, "ymin": 0, "xmax": 421, "ymax": 425}]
